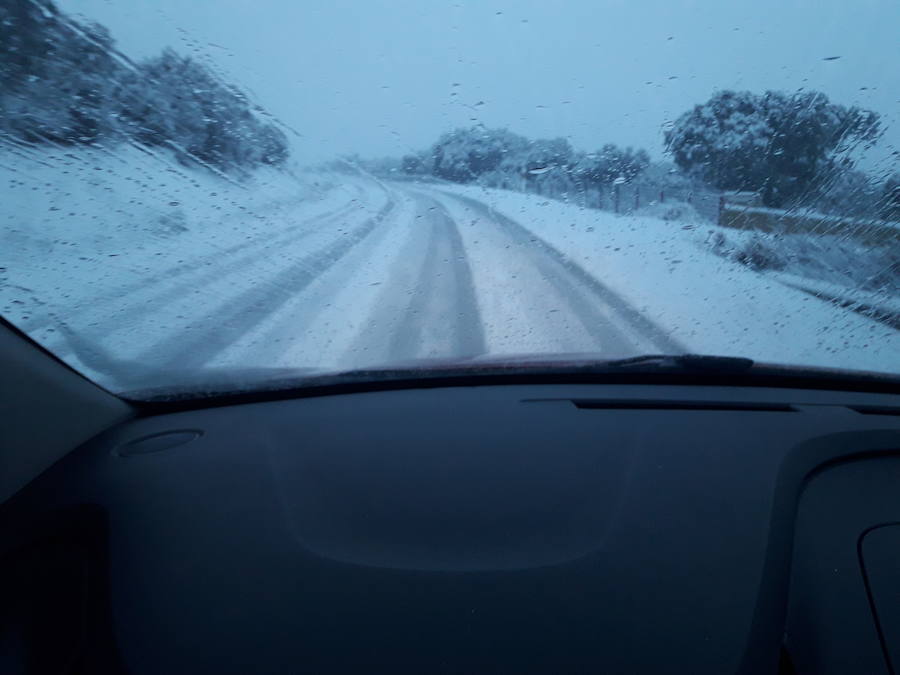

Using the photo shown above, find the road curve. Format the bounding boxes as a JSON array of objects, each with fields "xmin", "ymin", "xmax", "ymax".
[
  {"xmin": 427, "ymin": 186, "xmax": 683, "ymax": 358},
  {"xmin": 48, "ymin": 174, "xmax": 682, "ymax": 387}
]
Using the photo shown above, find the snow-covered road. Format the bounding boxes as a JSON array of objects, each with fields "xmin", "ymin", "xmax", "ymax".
[
  {"xmin": 3, "ymin": 152, "xmax": 896, "ymax": 392},
  {"xmin": 35, "ymin": 175, "xmax": 682, "ymax": 389}
]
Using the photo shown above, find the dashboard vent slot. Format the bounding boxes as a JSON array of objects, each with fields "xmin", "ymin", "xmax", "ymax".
[
  {"xmin": 571, "ymin": 400, "xmax": 796, "ymax": 412},
  {"xmin": 115, "ymin": 429, "xmax": 203, "ymax": 457},
  {"xmin": 849, "ymin": 405, "xmax": 900, "ymax": 417}
]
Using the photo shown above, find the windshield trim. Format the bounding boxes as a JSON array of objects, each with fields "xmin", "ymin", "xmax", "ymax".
[
  {"xmin": 5, "ymin": 317, "xmax": 897, "ymax": 413},
  {"xmin": 124, "ymin": 362, "xmax": 900, "ymax": 414}
]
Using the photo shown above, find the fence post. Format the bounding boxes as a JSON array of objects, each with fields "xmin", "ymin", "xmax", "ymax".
[
  {"xmin": 660, "ymin": 190, "xmax": 665, "ymax": 204},
  {"xmin": 718, "ymin": 195, "xmax": 725, "ymax": 225},
  {"xmin": 614, "ymin": 184, "xmax": 620, "ymax": 214},
  {"xmin": 634, "ymin": 188, "xmax": 639, "ymax": 211}
]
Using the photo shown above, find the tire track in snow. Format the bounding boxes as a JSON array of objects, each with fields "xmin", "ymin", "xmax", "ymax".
[
  {"xmin": 21, "ymin": 186, "xmax": 367, "ymax": 334},
  {"xmin": 385, "ymin": 194, "xmax": 486, "ymax": 361},
  {"xmin": 342, "ymin": 191, "xmax": 486, "ymax": 366},
  {"xmin": 431, "ymin": 188, "xmax": 686, "ymax": 356},
  {"xmin": 198, "ymin": 189, "xmax": 420, "ymax": 370},
  {"xmin": 66, "ymin": 200, "xmax": 369, "ymax": 335},
  {"xmin": 136, "ymin": 195, "xmax": 399, "ymax": 370}
]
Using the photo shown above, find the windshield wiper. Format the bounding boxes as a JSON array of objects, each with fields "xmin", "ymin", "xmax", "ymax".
[
  {"xmin": 595, "ymin": 354, "xmax": 756, "ymax": 372},
  {"xmin": 329, "ymin": 352, "xmax": 756, "ymax": 376},
  {"xmin": 126, "ymin": 351, "xmax": 898, "ymax": 406}
]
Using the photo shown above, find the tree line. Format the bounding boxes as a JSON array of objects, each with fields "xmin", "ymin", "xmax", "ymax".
[
  {"xmin": 392, "ymin": 91, "xmax": 897, "ymax": 221},
  {"xmin": 0, "ymin": 0, "xmax": 288, "ymax": 173},
  {"xmin": 397, "ymin": 127, "xmax": 651, "ymax": 205}
]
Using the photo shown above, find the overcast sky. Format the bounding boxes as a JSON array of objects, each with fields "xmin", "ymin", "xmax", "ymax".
[{"xmin": 61, "ymin": 0, "xmax": 899, "ymax": 170}]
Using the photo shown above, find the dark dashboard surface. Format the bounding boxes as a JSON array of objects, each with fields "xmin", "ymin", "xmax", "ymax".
[{"xmin": 3, "ymin": 383, "xmax": 900, "ymax": 674}]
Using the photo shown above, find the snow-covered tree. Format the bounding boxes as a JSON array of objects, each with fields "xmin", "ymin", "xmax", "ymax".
[
  {"xmin": 401, "ymin": 154, "xmax": 428, "ymax": 175},
  {"xmin": 881, "ymin": 174, "xmax": 900, "ymax": 222},
  {"xmin": 665, "ymin": 90, "xmax": 881, "ymax": 207},
  {"xmin": 117, "ymin": 49, "xmax": 288, "ymax": 171},
  {"xmin": 0, "ymin": 0, "xmax": 289, "ymax": 173},
  {"xmin": 430, "ymin": 127, "xmax": 529, "ymax": 183},
  {"xmin": 573, "ymin": 144, "xmax": 649, "ymax": 187},
  {"xmin": 0, "ymin": 0, "xmax": 122, "ymax": 144},
  {"xmin": 806, "ymin": 169, "xmax": 883, "ymax": 219}
]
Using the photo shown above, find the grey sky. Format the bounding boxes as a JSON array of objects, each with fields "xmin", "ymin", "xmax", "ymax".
[{"xmin": 62, "ymin": 0, "xmax": 899, "ymax": 169}]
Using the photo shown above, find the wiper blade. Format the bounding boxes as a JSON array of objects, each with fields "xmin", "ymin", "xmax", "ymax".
[
  {"xmin": 336, "ymin": 353, "xmax": 756, "ymax": 373},
  {"xmin": 127, "ymin": 352, "xmax": 899, "ymax": 406},
  {"xmin": 597, "ymin": 354, "xmax": 756, "ymax": 372}
]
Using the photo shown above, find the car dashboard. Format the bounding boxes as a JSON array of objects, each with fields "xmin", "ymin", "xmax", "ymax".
[{"xmin": 2, "ymin": 381, "xmax": 900, "ymax": 674}]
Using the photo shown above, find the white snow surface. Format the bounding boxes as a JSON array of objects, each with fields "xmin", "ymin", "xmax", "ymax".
[
  {"xmin": 432, "ymin": 182, "xmax": 899, "ymax": 374},
  {"xmin": 1, "ymin": 147, "xmax": 898, "ymax": 393}
]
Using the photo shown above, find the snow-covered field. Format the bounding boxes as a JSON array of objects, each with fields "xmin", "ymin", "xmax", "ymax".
[{"xmin": 1, "ymin": 147, "xmax": 897, "ymax": 393}]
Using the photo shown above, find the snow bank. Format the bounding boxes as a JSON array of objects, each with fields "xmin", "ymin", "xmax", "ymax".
[
  {"xmin": 0, "ymin": 144, "xmax": 354, "ymax": 358},
  {"xmin": 704, "ymin": 226, "xmax": 898, "ymax": 293},
  {"xmin": 436, "ymin": 183, "xmax": 899, "ymax": 374},
  {"xmin": 1, "ymin": 145, "xmax": 332, "ymax": 269},
  {"xmin": 632, "ymin": 200, "xmax": 709, "ymax": 225}
]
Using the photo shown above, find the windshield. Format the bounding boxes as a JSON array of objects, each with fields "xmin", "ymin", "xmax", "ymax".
[{"xmin": 1, "ymin": 0, "xmax": 898, "ymax": 395}]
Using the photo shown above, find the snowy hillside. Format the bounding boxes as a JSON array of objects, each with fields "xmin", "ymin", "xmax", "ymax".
[{"xmin": 0, "ymin": 146, "xmax": 379, "ymax": 383}]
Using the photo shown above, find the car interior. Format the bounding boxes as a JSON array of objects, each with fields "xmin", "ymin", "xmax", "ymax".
[{"xmin": 2, "ymin": 318, "xmax": 900, "ymax": 674}]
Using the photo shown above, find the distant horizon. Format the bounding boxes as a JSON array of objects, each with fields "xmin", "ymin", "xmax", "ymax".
[{"xmin": 59, "ymin": 0, "xmax": 899, "ymax": 174}]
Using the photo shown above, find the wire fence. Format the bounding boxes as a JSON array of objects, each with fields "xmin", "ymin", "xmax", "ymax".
[
  {"xmin": 542, "ymin": 182, "xmax": 722, "ymax": 222},
  {"xmin": 608, "ymin": 184, "xmax": 721, "ymax": 222},
  {"xmin": 718, "ymin": 201, "xmax": 900, "ymax": 246}
]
